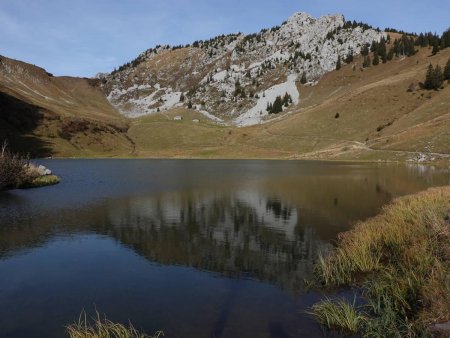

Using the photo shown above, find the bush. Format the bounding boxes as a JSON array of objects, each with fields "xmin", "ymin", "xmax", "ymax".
[
  {"xmin": 0, "ymin": 141, "xmax": 28, "ymax": 191},
  {"xmin": 0, "ymin": 141, "xmax": 58, "ymax": 191}
]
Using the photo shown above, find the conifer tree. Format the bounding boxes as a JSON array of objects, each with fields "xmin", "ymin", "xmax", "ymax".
[
  {"xmin": 393, "ymin": 39, "xmax": 400, "ymax": 57},
  {"xmin": 424, "ymin": 64, "xmax": 434, "ymax": 89},
  {"xmin": 267, "ymin": 96, "xmax": 283, "ymax": 114},
  {"xmin": 300, "ymin": 73, "xmax": 307, "ymax": 84},
  {"xmin": 179, "ymin": 93, "xmax": 185, "ymax": 102},
  {"xmin": 345, "ymin": 52, "xmax": 354, "ymax": 63},
  {"xmin": 432, "ymin": 41, "xmax": 440, "ymax": 55},
  {"xmin": 442, "ymin": 29, "xmax": 450, "ymax": 48},
  {"xmin": 379, "ymin": 39, "xmax": 387, "ymax": 63},
  {"xmin": 363, "ymin": 55, "xmax": 371, "ymax": 68},
  {"xmin": 424, "ymin": 64, "xmax": 444, "ymax": 90},
  {"xmin": 444, "ymin": 58, "xmax": 450, "ymax": 80},
  {"xmin": 336, "ymin": 55, "xmax": 342, "ymax": 70},
  {"xmin": 373, "ymin": 52, "xmax": 380, "ymax": 66},
  {"xmin": 361, "ymin": 44, "xmax": 370, "ymax": 56},
  {"xmin": 371, "ymin": 41, "xmax": 379, "ymax": 66},
  {"xmin": 272, "ymin": 96, "xmax": 283, "ymax": 114},
  {"xmin": 282, "ymin": 93, "xmax": 292, "ymax": 107},
  {"xmin": 433, "ymin": 65, "xmax": 444, "ymax": 88},
  {"xmin": 387, "ymin": 48, "xmax": 394, "ymax": 61}
]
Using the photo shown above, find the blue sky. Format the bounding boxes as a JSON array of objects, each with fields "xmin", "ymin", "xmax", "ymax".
[{"xmin": 1, "ymin": 0, "xmax": 449, "ymax": 77}]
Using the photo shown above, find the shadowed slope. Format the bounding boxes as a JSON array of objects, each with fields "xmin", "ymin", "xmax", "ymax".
[{"xmin": 0, "ymin": 56, "xmax": 134, "ymax": 157}]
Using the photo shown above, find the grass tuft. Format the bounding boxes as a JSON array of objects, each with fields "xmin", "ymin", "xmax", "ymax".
[
  {"xmin": 309, "ymin": 298, "xmax": 367, "ymax": 334},
  {"xmin": 66, "ymin": 311, "xmax": 163, "ymax": 338}
]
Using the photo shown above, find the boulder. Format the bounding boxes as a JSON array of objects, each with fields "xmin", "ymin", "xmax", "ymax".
[{"xmin": 37, "ymin": 165, "xmax": 52, "ymax": 176}]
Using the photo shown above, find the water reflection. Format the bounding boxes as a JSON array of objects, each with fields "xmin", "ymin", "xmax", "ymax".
[
  {"xmin": 0, "ymin": 160, "xmax": 449, "ymax": 338},
  {"xmin": 98, "ymin": 189, "xmax": 326, "ymax": 292}
]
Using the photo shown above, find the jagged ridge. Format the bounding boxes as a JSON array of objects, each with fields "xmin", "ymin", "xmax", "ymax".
[{"xmin": 100, "ymin": 12, "xmax": 384, "ymax": 126}]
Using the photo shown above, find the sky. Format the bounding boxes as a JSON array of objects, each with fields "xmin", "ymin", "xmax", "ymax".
[{"xmin": 1, "ymin": 0, "xmax": 449, "ymax": 77}]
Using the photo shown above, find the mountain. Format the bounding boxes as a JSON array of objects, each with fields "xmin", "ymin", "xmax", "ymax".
[
  {"xmin": 0, "ymin": 12, "xmax": 449, "ymax": 161},
  {"xmin": 100, "ymin": 13, "xmax": 384, "ymax": 126}
]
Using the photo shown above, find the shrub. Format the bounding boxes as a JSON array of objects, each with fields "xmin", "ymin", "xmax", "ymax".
[
  {"xmin": 0, "ymin": 141, "xmax": 28, "ymax": 191},
  {"xmin": 0, "ymin": 141, "xmax": 58, "ymax": 191}
]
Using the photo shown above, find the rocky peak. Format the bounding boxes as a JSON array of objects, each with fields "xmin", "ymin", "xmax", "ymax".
[
  {"xmin": 286, "ymin": 12, "xmax": 315, "ymax": 25},
  {"xmin": 100, "ymin": 12, "xmax": 384, "ymax": 126}
]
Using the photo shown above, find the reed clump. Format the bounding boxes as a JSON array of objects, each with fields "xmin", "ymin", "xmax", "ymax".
[
  {"xmin": 309, "ymin": 298, "xmax": 367, "ymax": 334},
  {"xmin": 66, "ymin": 311, "xmax": 163, "ymax": 338},
  {"xmin": 312, "ymin": 187, "xmax": 450, "ymax": 337}
]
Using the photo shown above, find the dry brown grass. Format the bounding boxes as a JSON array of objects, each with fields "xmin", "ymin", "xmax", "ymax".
[
  {"xmin": 66, "ymin": 311, "xmax": 163, "ymax": 338},
  {"xmin": 313, "ymin": 186, "xmax": 450, "ymax": 336}
]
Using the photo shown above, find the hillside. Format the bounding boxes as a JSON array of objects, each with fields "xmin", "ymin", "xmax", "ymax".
[
  {"xmin": 0, "ymin": 56, "xmax": 134, "ymax": 157},
  {"xmin": 128, "ymin": 44, "xmax": 450, "ymax": 161},
  {"xmin": 0, "ymin": 12, "xmax": 449, "ymax": 161},
  {"xmin": 250, "ymin": 44, "xmax": 450, "ymax": 161}
]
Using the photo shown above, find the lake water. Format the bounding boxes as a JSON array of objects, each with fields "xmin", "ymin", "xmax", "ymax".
[{"xmin": 0, "ymin": 160, "xmax": 449, "ymax": 338}]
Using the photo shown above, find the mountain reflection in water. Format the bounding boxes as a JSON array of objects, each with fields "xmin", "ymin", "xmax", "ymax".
[
  {"xmin": 0, "ymin": 160, "xmax": 449, "ymax": 338},
  {"xmin": 101, "ymin": 189, "xmax": 323, "ymax": 292}
]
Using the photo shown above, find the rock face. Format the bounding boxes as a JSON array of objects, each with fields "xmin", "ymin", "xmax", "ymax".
[{"xmin": 101, "ymin": 12, "xmax": 384, "ymax": 126}]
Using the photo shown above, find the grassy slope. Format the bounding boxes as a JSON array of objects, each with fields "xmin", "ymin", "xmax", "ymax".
[
  {"xmin": 0, "ymin": 56, "xmax": 134, "ymax": 157},
  {"xmin": 1, "ymin": 44, "xmax": 449, "ymax": 160},
  {"xmin": 129, "ymin": 45, "xmax": 450, "ymax": 161},
  {"xmin": 245, "ymin": 45, "xmax": 450, "ymax": 161}
]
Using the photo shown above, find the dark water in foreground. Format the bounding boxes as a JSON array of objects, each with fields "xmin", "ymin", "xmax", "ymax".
[{"xmin": 0, "ymin": 160, "xmax": 449, "ymax": 338}]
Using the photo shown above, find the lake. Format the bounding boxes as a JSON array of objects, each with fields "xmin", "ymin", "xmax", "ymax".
[{"xmin": 0, "ymin": 160, "xmax": 449, "ymax": 338}]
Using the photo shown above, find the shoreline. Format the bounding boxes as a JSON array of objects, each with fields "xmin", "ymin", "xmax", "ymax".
[
  {"xmin": 34, "ymin": 155, "xmax": 449, "ymax": 166},
  {"xmin": 19, "ymin": 174, "xmax": 60, "ymax": 189}
]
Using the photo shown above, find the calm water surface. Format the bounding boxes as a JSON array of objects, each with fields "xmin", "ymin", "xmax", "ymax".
[{"xmin": 0, "ymin": 160, "xmax": 449, "ymax": 338}]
